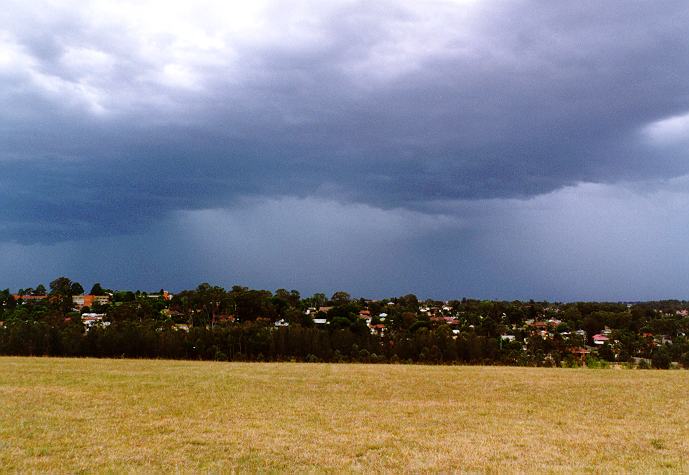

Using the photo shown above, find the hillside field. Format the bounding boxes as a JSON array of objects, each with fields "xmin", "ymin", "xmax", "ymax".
[{"xmin": 1, "ymin": 358, "xmax": 688, "ymax": 473}]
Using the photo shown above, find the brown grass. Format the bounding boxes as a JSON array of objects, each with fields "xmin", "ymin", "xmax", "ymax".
[{"xmin": 1, "ymin": 357, "xmax": 688, "ymax": 473}]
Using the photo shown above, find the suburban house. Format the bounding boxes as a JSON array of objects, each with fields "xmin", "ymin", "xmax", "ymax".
[
  {"xmin": 592, "ymin": 334, "xmax": 609, "ymax": 345},
  {"xmin": 146, "ymin": 290, "xmax": 172, "ymax": 300},
  {"xmin": 80, "ymin": 313, "xmax": 110, "ymax": 331},
  {"xmin": 12, "ymin": 294, "xmax": 48, "ymax": 302},
  {"xmin": 569, "ymin": 347, "xmax": 590, "ymax": 365},
  {"xmin": 72, "ymin": 294, "xmax": 111, "ymax": 310}
]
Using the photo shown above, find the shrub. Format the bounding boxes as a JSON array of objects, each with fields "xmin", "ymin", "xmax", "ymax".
[
  {"xmin": 585, "ymin": 356, "xmax": 609, "ymax": 369},
  {"xmin": 637, "ymin": 359, "xmax": 651, "ymax": 370},
  {"xmin": 652, "ymin": 347, "xmax": 672, "ymax": 369}
]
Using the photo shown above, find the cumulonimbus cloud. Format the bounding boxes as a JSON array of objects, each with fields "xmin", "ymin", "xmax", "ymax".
[{"xmin": 2, "ymin": 0, "xmax": 689, "ymax": 244}]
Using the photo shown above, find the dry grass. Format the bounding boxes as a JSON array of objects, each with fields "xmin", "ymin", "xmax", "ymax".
[{"xmin": 1, "ymin": 357, "xmax": 688, "ymax": 473}]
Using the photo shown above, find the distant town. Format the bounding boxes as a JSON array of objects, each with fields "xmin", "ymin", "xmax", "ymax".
[{"xmin": 2, "ymin": 277, "xmax": 688, "ymax": 369}]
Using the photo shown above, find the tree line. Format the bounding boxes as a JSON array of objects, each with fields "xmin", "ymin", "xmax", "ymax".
[{"xmin": 1, "ymin": 277, "xmax": 689, "ymax": 368}]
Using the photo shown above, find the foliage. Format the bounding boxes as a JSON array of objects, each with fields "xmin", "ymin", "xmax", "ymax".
[
  {"xmin": 1, "ymin": 278, "xmax": 689, "ymax": 367},
  {"xmin": 652, "ymin": 346, "xmax": 672, "ymax": 369}
]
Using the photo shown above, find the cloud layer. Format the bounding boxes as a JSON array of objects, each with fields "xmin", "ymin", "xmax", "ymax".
[
  {"xmin": 3, "ymin": 181, "xmax": 689, "ymax": 300},
  {"xmin": 2, "ymin": 1, "xmax": 689, "ymax": 299}
]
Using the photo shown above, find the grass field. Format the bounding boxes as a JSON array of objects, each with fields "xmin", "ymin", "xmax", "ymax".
[{"xmin": 1, "ymin": 358, "xmax": 688, "ymax": 473}]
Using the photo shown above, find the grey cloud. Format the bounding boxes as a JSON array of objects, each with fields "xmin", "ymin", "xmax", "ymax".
[
  {"xmin": 3, "ymin": 182, "xmax": 689, "ymax": 301},
  {"xmin": 2, "ymin": 1, "xmax": 689, "ymax": 245}
]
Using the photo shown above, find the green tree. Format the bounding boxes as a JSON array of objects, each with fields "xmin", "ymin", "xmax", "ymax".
[
  {"xmin": 89, "ymin": 283, "xmax": 106, "ymax": 295},
  {"xmin": 70, "ymin": 282, "xmax": 84, "ymax": 295},
  {"xmin": 49, "ymin": 277, "xmax": 76, "ymax": 315},
  {"xmin": 0, "ymin": 289, "xmax": 13, "ymax": 315},
  {"xmin": 331, "ymin": 291, "xmax": 351, "ymax": 306},
  {"xmin": 397, "ymin": 294, "xmax": 419, "ymax": 311},
  {"xmin": 598, "ymin": 343, "xmax": 615, "ymax": 362},
  {"xmin": 308, "ymin": 293, "xmax": 327, "ymax": 308},
  {"xmin": 651, "ymin": 346, "xmax": 672, "ymax": 369},
  {"xmin": 195, "ymin": 283, "xmax": 229, "ymax": 327}
]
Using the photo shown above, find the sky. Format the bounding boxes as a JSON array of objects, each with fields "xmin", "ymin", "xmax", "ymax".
[{"xmin": 2, "ymin": 0, "xmax": 689, "ymax": 301}]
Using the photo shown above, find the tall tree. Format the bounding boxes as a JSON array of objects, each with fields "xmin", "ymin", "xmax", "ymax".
[
  {"xmin": 70, "ymin": 282, "xmax": 84, "ymax": 295},
  {"xmin": 196, "ymin": 283, "xmax": 229, "ymax": 328},
  {"xmin": 331, "ymin": 291, "xmax": 351, "ymax": 306},
  {"xmin": 49, "ymin": 277, "xmax": 78, "ymax": 315},
  {"xmin": 89, "ymin": 283, "xmax": 106, "ymax": 295}
]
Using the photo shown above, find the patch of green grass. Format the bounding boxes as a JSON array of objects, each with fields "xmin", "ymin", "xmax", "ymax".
[
  {"xmin": 651, "ymin": 438, "xmax": 666, "ymax": 450},
  {"xmin": 1, "ymin": 357, "xmax": 688, "ymax": 472}
]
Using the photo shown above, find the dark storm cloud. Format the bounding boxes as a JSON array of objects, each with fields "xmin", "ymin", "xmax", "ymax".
[
  {"xmin": 2, "ymin": 0, "xmax": 689, "ymax": 244},
  {"xmin": 4, "ymin": 182, "xmax": 689, "ymax": 301}
]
